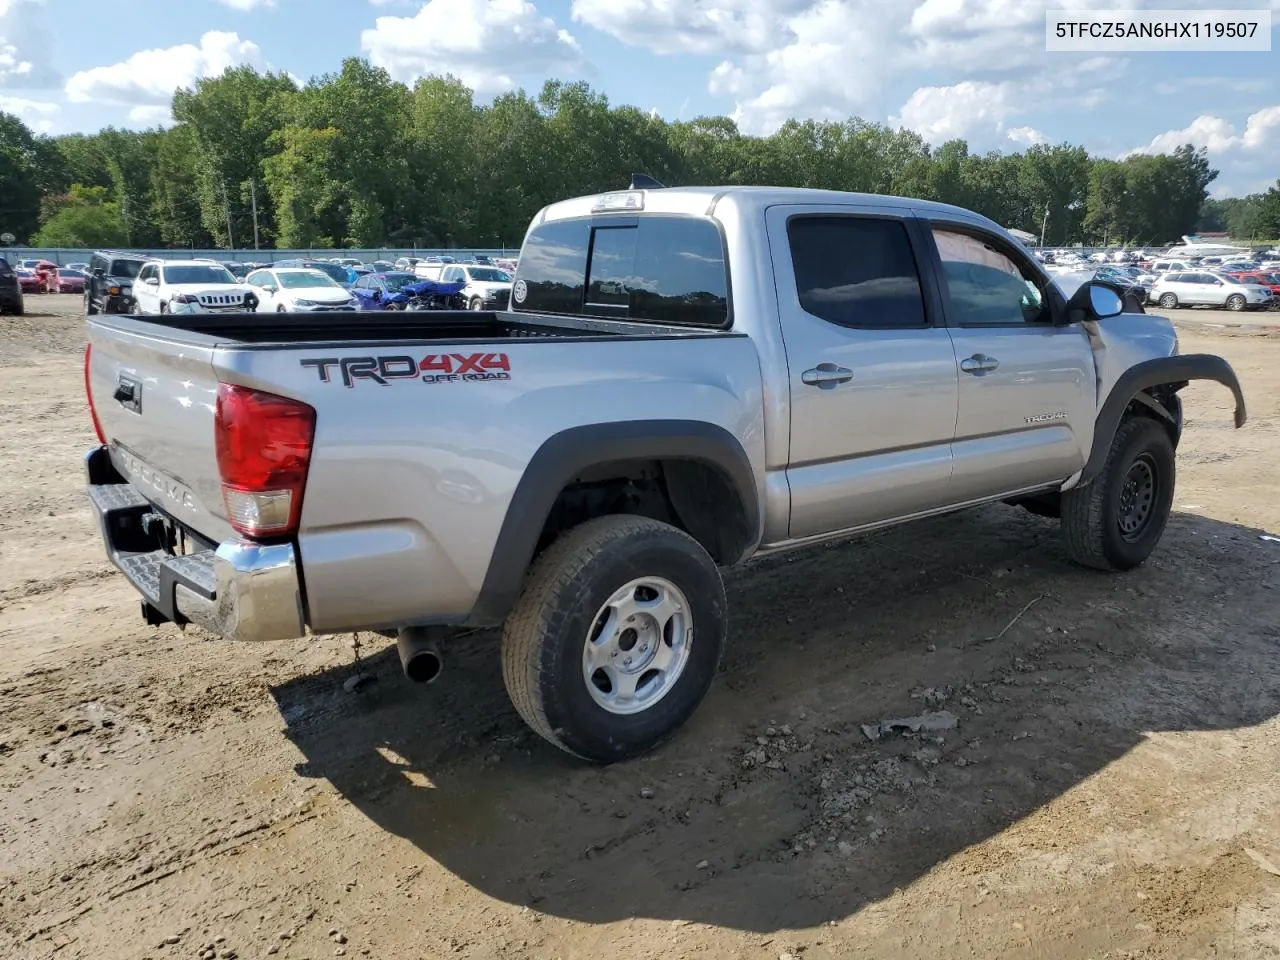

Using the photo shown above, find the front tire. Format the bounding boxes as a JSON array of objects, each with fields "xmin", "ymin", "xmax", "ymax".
[
  {"xmin": 469, "ymin": 297, "xmax": 483, "ymax": 311},
  {"xmin": 1061, "ymin": 417, "xmax": 1175, "ymax": 571},
  {"xmin": 501, "ymin": 515, "xmax": 727, "ymax": 763},
  {"xmin": 1226, "ymin": 294, "xmax": 1246, "ymax": 312}
]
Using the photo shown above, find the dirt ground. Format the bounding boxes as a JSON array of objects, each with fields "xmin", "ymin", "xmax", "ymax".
[{"xmin": 3, "ymin": 294, "xmax": 1279, "ymax": 960}]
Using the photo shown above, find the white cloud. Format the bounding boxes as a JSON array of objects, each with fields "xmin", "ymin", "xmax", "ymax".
[
  {"xmin": 361, "ymin": 0, "xmax": 589, "ymax": 96},
  {"xmin": 64, "ymin": 31, "xmax": 267, "ymax": 107},
  {"xmin": 1125, "ymin": 105, "xmax": 1280, "ymax": 175},
  {"xmin": 571, "ymin": 0, "xmax": 796, "ymax": 56},
  {"xmin": 1007, "ymin": 126, "xmax": 1046, "ymax": 146},
  {"xmin": 0, "ymin": 0, "xmax": 58, "ymax": 88},
  {"xmin": 571, "ymin": 0, "xmax": 1276, "ymax": 139},
  {"xmin": 214, "ymin": 0, "xmax": 276, "ymax": 9},
  {"xmin": 0, "ymin": 92, "xmax": 57, "ymax": 131},
  {"xmin": 1130, "ymin": 114, "xmax": 1242, "ymax": 155},
  {"xmin": 128, "ymin": 104, "xmax": 174, "ymax": 126},
  {"xmin": 893, "ymin": 82, "xmax": 1013, "ymax": 143},
  {"xmin": 1241, "ymin": 106, "xmax": 1280, "ymax": 150}
]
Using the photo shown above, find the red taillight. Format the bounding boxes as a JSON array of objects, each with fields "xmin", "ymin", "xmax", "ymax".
[
  {"xmin": 214, "ymin": 383, "xmax": 316, "ymax": 539},
  {"xmin": 84, "ymin": 343, "xmax": 106, "ymax": 444}
]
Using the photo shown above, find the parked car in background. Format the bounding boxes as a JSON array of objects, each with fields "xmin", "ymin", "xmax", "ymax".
[
  {"xmin": 18, "ymin": 259, "xmax": 42, "ymax": 270},
  {"xmin": 393, "ymin": 257, "xmax": 421, "ymax": 271},
  {"xmin": 16, "ymin": 268, "xmax": 42, "ymax": 294},
  {"xmin": 272, "ymin": 258, "xmax": 354, "ymax": 288},
  {"xmin": 244, "ymin": 267, "xmax": 359, "ymax": 311},
  {"xmin": 1150, "ymin": 259, "xmax": 1195, "ymax": 274},
  {"xmin": 439, "ymin": 262, "xmax": 513, "ymax": 310},
  {"xmin": 52, "ymin": 268, "xmax": 86, "ymax": 294},
  {"xmin": 350, "ymin": 270, "xmax": 420, "ymax": 306},
  {"xmin": 66, "ymin": 262, "xmax": 90, "ymax": 272},
  {"xmin": 1230, "ymin": 272, "xmax": 1280, "ymax": 296},
  {"xmin": 371, "ymin": 260, "xmax": 396, "ymax": 272},
  {"xmin": 0, "ymin": 256, "xmax": 23, "ymax": 315},
  {"xmin": 1150, "ymin": 271, "xmax": 1274, "ymax": 311},
  {"xmin": 221, "ymin": 262, "xmax": 252, "ymax": 279},
  {"xmin": 85, "ymin": 250, "xmax": 146, "ymax": 314},
  {"xmin": 131, "ymin": 260, "xmax": 258, "ymax": 315}
]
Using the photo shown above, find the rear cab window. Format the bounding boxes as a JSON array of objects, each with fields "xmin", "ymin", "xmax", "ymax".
[{"xmin": 513, "ymin": 215, "xmax": 729, "ymax": 327}]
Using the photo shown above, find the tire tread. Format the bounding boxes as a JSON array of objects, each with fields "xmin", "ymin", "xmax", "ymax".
[
  {"xmin": 1061, "ymin": 416, "xmax": 1169, "ymax": 571},
  {"xmin": 501, "ymin": 515, "xmax": 702, "ymax": 758}
]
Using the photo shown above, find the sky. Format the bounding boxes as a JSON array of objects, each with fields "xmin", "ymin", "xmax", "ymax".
[{"xmin": 1, "ymin": 0, "xmax": 1278, "ymax": 196}]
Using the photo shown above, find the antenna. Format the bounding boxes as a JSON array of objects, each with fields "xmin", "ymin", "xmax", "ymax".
[{"xmin": 629, "ymin": 173, "xmax": 665, "ymax": 190}]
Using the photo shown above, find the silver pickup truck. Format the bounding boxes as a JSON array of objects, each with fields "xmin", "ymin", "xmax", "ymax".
[{"xmin": 84, "ymin": 184, "xmax": 1247, "ymax": 763}]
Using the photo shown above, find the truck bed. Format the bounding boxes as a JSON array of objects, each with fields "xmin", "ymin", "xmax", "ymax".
[{"xmin": 104, "ymin": 309, "xmax": 698, "ymax": 346}]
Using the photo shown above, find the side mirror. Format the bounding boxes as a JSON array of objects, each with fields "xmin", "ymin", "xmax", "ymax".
[
  {"xmin": 1066, "ymin": 280, "xmax": 1124, "ymax": 322},
  {"xmin": 144, "ymin": 277, "xmax": 159, "ymax": 285}
]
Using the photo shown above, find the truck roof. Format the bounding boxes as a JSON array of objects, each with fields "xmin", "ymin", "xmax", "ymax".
[{"xmin": 537, "ymin": 185, "xmax": 1001, "ymax": 232}]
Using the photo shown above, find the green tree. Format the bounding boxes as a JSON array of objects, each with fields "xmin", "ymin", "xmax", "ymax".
[
  {"xmin": 33, "ymin": 184, "xmax": 127, "ymax": 246},
  {"xmin": 0, "ymin": 112, "xmax": 43, "ymax": 242},
  {"xmin": 172, "ymin": 65, "xmax": 299, "ymax": 246},
  {"xmin": 262, "ymin": 126, "xmax": 343, "ymax": 247}
]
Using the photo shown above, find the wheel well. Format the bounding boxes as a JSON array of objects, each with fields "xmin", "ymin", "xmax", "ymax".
[
  {"xmin": 1123, "ymin": 384, "xmax": 1183, "ymax": 449},
  {"xmin": 536, "ymin": 458, "xmax": 752, "ymax": 566}
]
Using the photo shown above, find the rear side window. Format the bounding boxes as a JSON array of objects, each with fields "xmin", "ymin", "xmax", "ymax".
[
  {"xmin": 110, "ymin": 260, "xmax": 142, "ymax": 279},
  {"xmin": 515, "ymin": 216, "xmax": 729, "ymax": 327},
  {"xmin": 786, "ymin": 216, "xmax": 926, "ymax": 328},
  {"xmin": 0, "ymin": 258, "xmax": 11, "ymax": 277}
]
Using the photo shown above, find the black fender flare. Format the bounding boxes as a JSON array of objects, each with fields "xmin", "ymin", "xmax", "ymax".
[
  {"xmin": 1080, "ymin": 354, "xmax": 1246, "ymax": 485},
  {"xmin": 467, "ymin": 420, "xmax": 760, "ymax": 626}
]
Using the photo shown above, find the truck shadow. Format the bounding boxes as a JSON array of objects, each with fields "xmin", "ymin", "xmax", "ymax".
[{"xmin": 269, "ymin": 505, "xmax": 1280, "ymax": 933}]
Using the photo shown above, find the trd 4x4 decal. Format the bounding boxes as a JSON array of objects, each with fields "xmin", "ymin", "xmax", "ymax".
[{"xmin": 300, "ymin": 353, "xmax": 512, "ymax": 387}]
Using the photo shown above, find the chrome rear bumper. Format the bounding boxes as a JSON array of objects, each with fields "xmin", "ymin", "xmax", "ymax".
[{"xmin": 85, "ymin": 446, "xmax": 305, "ymax": 642}]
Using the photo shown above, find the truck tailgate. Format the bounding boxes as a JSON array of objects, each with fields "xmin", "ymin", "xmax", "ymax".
[{"xmin": 87, "ymin": 321, "xmax": 234, "ymax": 543}]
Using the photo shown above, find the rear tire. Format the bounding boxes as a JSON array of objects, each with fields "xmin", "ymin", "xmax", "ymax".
[
  {"xmin": 501, "ymin": 515, "xmax": 727, "ymax": 763},
  {"xmin": 277, "ymin": 305, "xmax": 287, "ymax": 312},
  {"xmin": 1226, "ymin": 294, "xmax": 1246, "ymax": 312},
  {"xmin": 1061, "ymin": 417, "xmax": 1175, "ymax": 571},
  {"xmin": 1158, "ymin": 293, "xmax": 1178, "ymax": 309},
  {"xmin": 85, "ymin": 295, "xmax": 98, "ymax": 315}
]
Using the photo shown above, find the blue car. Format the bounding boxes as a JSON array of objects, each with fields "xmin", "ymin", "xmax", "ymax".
[{"xmin": 350, "ymin": 271, "xmax": 466, "ymax": 310}]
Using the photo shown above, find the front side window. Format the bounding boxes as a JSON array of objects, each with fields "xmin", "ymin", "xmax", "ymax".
[
  {"xmin": 933, "ymin": 228, "xmax": 1047, "ymax": 326},
  {"xmin": 515, "ymin": 216, "xmax": 729, "ymax": 327}
]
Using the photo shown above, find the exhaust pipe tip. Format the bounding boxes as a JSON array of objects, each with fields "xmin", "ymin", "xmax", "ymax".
[{"xmin": 397, "ymin": 627, "xmax": 443, "ymax": 684}]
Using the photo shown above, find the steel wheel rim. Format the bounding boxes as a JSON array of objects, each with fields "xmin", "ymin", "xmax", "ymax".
[
  {"xmin": 582, "ymin": 576, "xmax": 693, "ymax": 716},
  {"xmin": 1117, "ymin": 453, "xmax": 1158, "ymax": 541}
]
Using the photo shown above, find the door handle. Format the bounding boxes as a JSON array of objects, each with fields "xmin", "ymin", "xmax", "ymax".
[
  {"xmin": 960, "ymin": 354, "xmax": 999, "ymax": 375},
  {"xmin": 801, "ymin": 363, "xmax": 854, "ymax": 389}
]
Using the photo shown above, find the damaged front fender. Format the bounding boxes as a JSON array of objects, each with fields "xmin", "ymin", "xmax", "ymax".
[{"xmin": 1079, "ymin": 354, "xmax": 1246, "ymax": 486}]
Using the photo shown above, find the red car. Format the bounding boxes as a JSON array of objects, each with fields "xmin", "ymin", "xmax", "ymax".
[
  {"xmin": 16, "ymin": 268, "xmax": 43, "ymax": 293},
  {"xmin": 1231, "ymin": 271, "xmax": 1280, "ymax": 296},
  {"xmin": 51, "ymin": 268, "xmax": 86, "ymax": 293}
]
